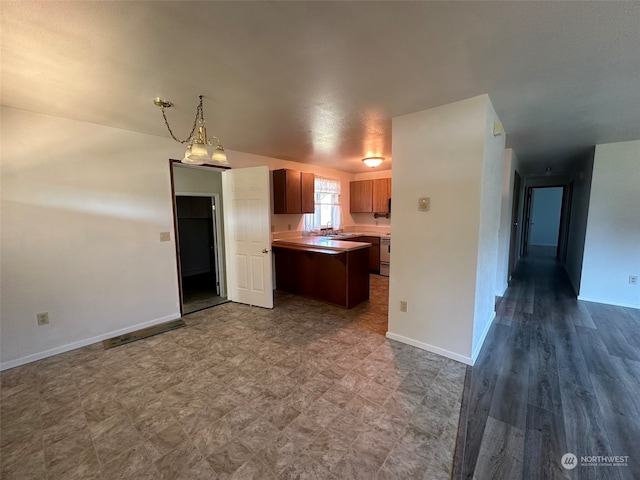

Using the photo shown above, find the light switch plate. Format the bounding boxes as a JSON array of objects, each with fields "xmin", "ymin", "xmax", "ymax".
[{"xmin": 418, "ymin": 197, "xmax": 430, "ymax": 211}]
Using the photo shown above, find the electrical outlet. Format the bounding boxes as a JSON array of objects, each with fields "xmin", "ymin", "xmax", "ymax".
[
  {"xmin": 159, "ymin": 232, "xmax": 171, "ymax": 242},
  {"xmin": 630, "ymin": 276, "xmax": 638, "ymax": 285},
  {"xmin": 288, "ymin": 224, "xmax": 292, "ymax": 231},
  {"xmin": 37, "ymin": 312, "xmax": 49, "ymax": 325},
  {"xmin": 400, "ymin": 301, "xmax": 408, "ymax": 312}
]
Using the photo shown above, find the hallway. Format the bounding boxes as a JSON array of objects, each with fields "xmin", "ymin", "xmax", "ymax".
[{"xmin": 456, "ymin": 254, "xmax": 640, "ymax": 480}]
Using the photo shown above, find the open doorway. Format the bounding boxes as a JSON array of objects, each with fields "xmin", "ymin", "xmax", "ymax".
[
  {"xmin": 176, "ymin": 195, "xmax": 226, "ymax": 313},
  {"xmin": 170, "ymin": 162, "xmax": 228, "ymax": 315},
  {"xmin": 522, "ymin": 186, "xmax": 564, "ymax": 258}
]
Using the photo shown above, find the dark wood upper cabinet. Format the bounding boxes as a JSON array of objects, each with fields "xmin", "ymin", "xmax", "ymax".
[
  {"xmin": 273, "ymin": 169, "xmax": 314, "ymax": 214},
  {"xmin": 350, "ymin": 180, "xmax": 373, "ymax": 213},
  {"xmin": 350, "ymin": 178, "xmax": 391, "ymax": 213},
  {"xmin": 372, "ymin": 178, "xmax": 391, "ymax": 213},
  {"xmin": 300, "ymin": 172, "xmax": 315, "ymax": 214}
]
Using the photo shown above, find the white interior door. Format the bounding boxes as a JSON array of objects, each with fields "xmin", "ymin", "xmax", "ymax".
[{"xmin": 222, "ymin": 166, "xmax": 273, "ymax": 308}]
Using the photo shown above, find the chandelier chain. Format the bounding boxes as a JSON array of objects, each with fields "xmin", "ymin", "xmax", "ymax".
[{"xmin": 160, "ymin": 96, "xmax": 204, "ymax": 144}]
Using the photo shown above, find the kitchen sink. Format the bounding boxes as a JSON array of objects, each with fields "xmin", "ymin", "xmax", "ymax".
[{"xmin": 323, "ymin": 233, "xmax": 355, "ymax": 238}]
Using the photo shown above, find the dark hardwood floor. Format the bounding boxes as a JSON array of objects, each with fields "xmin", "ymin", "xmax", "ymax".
[{"xmin": 454, "ymin": 254, "xmax": 640, "ymax": 480}]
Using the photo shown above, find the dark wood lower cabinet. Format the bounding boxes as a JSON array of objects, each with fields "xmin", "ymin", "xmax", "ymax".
[
  {"xmin": 350, "ymin": 236, "xmax": 380, "ymax": 274},
  {"xmin": 273, "ymin": 246, "xmax": 370, "ymax": 309}
]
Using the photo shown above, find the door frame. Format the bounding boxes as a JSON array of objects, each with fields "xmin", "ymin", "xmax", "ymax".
[
  {"xmin": 507, "ymin": 170, "xmax": 522, "ymax": 281},
  {"xmin": 521, "ymin": 187, "xmax": 534, "ymax": 257},
  {"xmin": 521, "ymin": 184, "xmax": 566, "ymax": 257},
  {"xmin": 557, "ymin": 182, "xmax": 574, "ymax": 261},
  {"xmin": 169, "ymin": 159, "xmax": 230, "ymax": 316}
]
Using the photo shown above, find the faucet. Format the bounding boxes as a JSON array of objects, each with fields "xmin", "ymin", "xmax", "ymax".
[{"xmin": 326, "ymin": 221, "xmax": 333, "ymax": 235}]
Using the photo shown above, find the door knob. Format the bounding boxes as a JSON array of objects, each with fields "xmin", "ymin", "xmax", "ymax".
[{"xmin": 262, "ymin": 248, "xmax": 269, "ymax": 253}]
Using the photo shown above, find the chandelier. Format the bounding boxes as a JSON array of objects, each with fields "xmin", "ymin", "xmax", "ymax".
[{"xmin": 154, "ymin": 95, "xmax": 228, "ymax": 166}]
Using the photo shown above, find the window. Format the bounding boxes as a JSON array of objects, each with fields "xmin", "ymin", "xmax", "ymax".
[{"xmin": 304, "ymin": 176, "xmax": 341, "ymax": 231}]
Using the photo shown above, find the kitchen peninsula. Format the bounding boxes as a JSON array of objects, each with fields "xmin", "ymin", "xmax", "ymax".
[{"xmin": 272, "ymin": 237, "xmax": 371, "ymax": 308}]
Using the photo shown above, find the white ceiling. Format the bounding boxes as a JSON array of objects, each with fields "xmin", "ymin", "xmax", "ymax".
[{"xmin": 2, "ymin": 1, "xmax": 639, "ymax": 173}]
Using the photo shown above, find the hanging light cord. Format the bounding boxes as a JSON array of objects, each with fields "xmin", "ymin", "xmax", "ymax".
[{"xmin": 161, "ymin": 95, "xmax": 204, "ymax": 144}]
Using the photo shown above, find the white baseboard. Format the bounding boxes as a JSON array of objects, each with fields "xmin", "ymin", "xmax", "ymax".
[
  {"xmin": 472, "ymin": 311, "xmax": 496, "ymax": 364},
  {"xmin": 496, "ymin": 283, "xmax": 508, "ymax": 297},
  {"xmin": 385, "ymin": 332, "xmax": 473, "ymax": 366},
  {"xmin": 0, "ymin": 313, "xmax": 181, "ymax": 371},
  {"xmin": 577, "ymin": 295, "xmax": 640, "ymax": 310}
]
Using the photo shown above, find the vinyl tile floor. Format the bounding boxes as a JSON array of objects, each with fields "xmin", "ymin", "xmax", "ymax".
[
  {"xmin": 1, "ymin": 275, "xmax": 465, "ymax": 480},
  {"xmin": 183, "ymin": 293, "xmax": 229, "ymax": 315}
]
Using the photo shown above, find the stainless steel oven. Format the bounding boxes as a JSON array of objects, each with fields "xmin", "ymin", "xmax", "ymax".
[{"xmin": 380, "ymin": 237, "xmax": 390, "ymax": 277}]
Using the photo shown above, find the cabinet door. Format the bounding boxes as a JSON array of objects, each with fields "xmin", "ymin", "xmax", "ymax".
[
  {"xmin": 372, "ymin": 178, "xmax": 390, "ymax": 213},
  {"xmin": 350, "ymin": 180, "xmax": 373, "ymax": 213},
  {"xmin": 369, "ymin": 244, "xmax": 380, "ymax": 272},
  {"xmin": 301, "ymin": 172, "xmax": 315, "ymax": 214},
  {"xmin": 273, "ymin": 169, "xmax": 302, "ymax": 214},
  {"xmin": 362, "ymin": 236, "xmax": 380, "ymax": 272},
  {"xmin": 272, "ymin": 169, "xmax": 287, "ymax": 214},
  {"xmin": 285, "ymin": 169, "xmax": 302, "ymax": 213},
  {"xmin": 361, "ymin": 236, "xmax": 380, "ymax": 245}
]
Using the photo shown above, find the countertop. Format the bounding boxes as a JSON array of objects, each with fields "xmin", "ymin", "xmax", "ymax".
[
  {"xmin": 333, "ymin": 232, "xmax": 391, "ymax": 239},
  {"xmin": 272, "ymin": 236, "xmax": 372, "ymax": 252}
]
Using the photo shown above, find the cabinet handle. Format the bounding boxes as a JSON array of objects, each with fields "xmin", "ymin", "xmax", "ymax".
[{"xmin": 262, "ymin": 248, "xmax": 269, "ymax": 253}]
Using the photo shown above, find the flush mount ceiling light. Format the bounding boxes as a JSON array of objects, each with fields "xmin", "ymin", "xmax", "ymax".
[
  {"xmin": 154, "ymin": 95, "xmax": 228, "ymax": 166},
  {"xmin": 362, "ymin": 156, "xmax": 384, "ymax": 168}
]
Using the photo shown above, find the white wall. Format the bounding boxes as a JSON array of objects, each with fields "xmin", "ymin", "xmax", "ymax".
[
  {"xmin": 564, "ymin": 149, "xmax": 595, "ymax": 294},
  {"xmin": 172, "ymin": 164, "xmax": 224, "ymax": 240},
  {"xmin": 579, "ymin": 140, "xmax": 640, "ymax": 308},
  {"xmin": 472, "ymin": 99, "xmax": 505, "ymax": 360},
  {"xmin": 1, "ymin": 107, "xmax": 185, "ymax": 369},
  {"xmin": 354, "ymin": 170, "xmax": 392, "ymax": 181},
  {"xmin": 388, "ymin": 94, "xmax": 502, "ymax": 365},
  {"xmin": 225, "ymin": 151, "xmax": 357, "ymax": 234},
  {"xmin": 0, "ymin": 107, "xmax": 360, "ymax": 369},
  {"xmin": 495, "ymin": 149, "xmax": 521, "ymax": 296},
  {"xmin": 530, "ymin": 187, "xmax": 563, "ymax": 246},
  {"xmin": 173, "ymin": 164, "xmax": 223, "ymax": 195}
]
